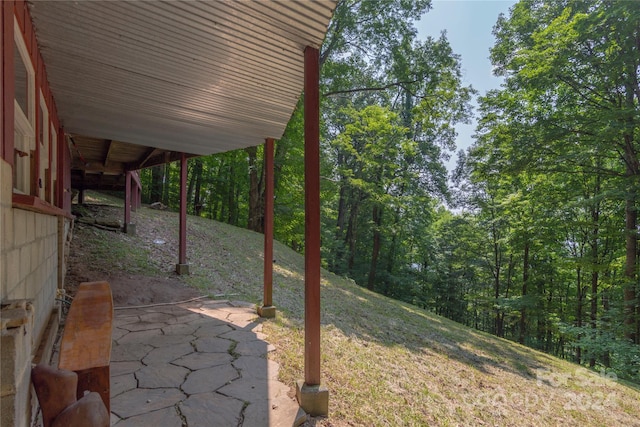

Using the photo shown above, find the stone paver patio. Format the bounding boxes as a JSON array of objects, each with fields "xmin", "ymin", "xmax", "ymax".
[{"xmin": 109, "ymin": 299, "xmax": 305, "ymax": 427}]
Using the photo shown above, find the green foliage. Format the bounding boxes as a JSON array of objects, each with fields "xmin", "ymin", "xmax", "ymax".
[
  {"xmin": 461, "ymin": 0, "xmax": 640, "ymax": 379},
  {"xmin": 320, "ymin": 2, "xmax": 474, "ymax": 294},
  {"xmin": 136, "ymin": 0, "xmax": 639, "ymax": 382}
]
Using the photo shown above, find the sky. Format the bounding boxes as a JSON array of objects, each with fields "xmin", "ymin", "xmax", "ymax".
[{"xmin": 416, "ymin": 0, "xmax": 517, "ymax": 171}]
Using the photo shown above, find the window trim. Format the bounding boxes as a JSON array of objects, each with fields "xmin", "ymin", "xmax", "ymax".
[
  {"xmin": 12, "ymin": 16, "xmax": 36, "ymax": 195},
  {"xmin": 39, "ymin": 90, "xmax": 50, "ymax": 200},
  {"xmin": 13, "ymin": 193, "xmax": 73, "ymax": 219},
  {"xmin": 13, "ymin": 98, "xmax": 34, "ymax": 194},
  {"xmin": 13, "ymin": 16, "xmax": 34, "ymax": 125}
]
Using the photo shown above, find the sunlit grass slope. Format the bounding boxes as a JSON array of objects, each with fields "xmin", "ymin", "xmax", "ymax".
[{"xmin": 78, "ymin": 192, "xmax": 640, "ymax": 426}]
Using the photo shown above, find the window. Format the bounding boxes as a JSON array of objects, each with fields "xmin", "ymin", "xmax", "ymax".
[
  {"xmin": 13, "ymin": 18, "xmax": 35, "ymax": 195},
  {"xmin": 13, "ymin": 104, "xmax": 34, "ymax": 194},
  {"xmin": 14, "ymin": 43, "xmax": 28, "ymax": 117}
]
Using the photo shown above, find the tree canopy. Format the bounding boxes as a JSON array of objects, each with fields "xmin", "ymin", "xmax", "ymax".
[{"xmin": 138, "ymin": 0, "xmax": 640, "ymax": 383}]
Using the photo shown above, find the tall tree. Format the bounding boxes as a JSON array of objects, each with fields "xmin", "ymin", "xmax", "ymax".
[
  {"xmin": 192, "ymin": 158, "xmax": 204, "ymax": 216},
  {"xmin": 491, "ymin": 0, "xmax": 640, "ymax": 343},
  {"xmin": 246, "ymin": 145, "xmax": 264, "ymax": 233},
  {"xmin": 149, "ymin": 165, "xmax": 164, "ymax": 203}
]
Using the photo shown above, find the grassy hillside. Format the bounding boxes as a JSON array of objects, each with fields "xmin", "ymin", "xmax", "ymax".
[{"xmin": 72, "ymin": 192, "xmax": 640, "ymax": 426}]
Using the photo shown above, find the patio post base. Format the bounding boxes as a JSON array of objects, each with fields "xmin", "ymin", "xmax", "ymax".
[
  {"xmin": 124, "ymin": 223, "xmax": 136, "ymax": 235},
  {"xmin": 257, "ymin": 305, "xmax": 276, "ymax": 318},
  {"xmin": 175, "ymin": 263, "xmax": 190, "ymax": 275},
  {"xmin": 296, "ymin": 380, "xmax": 328, "ymax": 417}
]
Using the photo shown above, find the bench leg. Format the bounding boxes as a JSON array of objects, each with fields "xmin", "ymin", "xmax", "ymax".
[
  {"xmin": 31, "ymin": 365, "xmax": 78, "ymax": 427},
  {"xmin": 52, "ymin": 392, "xmax": 109, "ymax": 427},
  {"xmin": 75, "ymin": 366, "xmax": 110, "ymax": 414}
]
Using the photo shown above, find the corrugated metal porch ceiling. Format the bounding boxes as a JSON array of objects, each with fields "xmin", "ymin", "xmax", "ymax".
[{"xmin": 29, "ymin": 0, "xmax": 334, "ymax": 156}]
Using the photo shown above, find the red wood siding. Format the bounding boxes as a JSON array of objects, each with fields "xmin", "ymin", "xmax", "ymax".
[
  {"xmin": 2, "ymin": 0, "xmax": 69, "ymax": 213},
  {"xmin": 0, "ymin": 1, "xmax": 3, "ymax": 161},
  {"xmin": 2, "ymin": 1, "xmax": 15, "ymax": 166}
]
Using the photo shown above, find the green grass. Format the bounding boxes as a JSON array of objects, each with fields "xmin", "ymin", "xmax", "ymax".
[
  {"xmin": 76, "ymin": 191, "xmax": 640, "ymax": 426},
  {"xmin": 79, "ymin": 227, "xmax": 159, "ymax": 276},
  {"xmin": 72, "ymin": 194, "xmax": 160, "ymax": 276}
]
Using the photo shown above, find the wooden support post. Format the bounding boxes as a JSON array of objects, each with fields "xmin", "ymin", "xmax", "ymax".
[
  {"xmin": 259, "ymin": 138, "xmax": 276, "ymax": 318},
  {"xmin": 124, "ymin": 172, "xmax": 135, "ymax": 234},
  {"xmin": 304, "ymin": 46, "xmax": 321, "ymax": 387},
  {"xmin": 131, "ymin": 180, "xmax": 138, "ymax": 212},
  {"xmin": 176, "ymin": 153, "xmax": 189, "ymax": 275},
  {"xmin": 131, "ymin": 171, "xmax": 142, "ymax": 209},
  {"xmin": 296, "ymin": 46, "xmax": 328, "ymax": 417}
]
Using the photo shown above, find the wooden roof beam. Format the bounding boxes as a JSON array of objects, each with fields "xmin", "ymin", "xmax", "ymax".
[
  {"xmin": 127, "ymin": 147, "xmax": 160, "ymax": 171},
  {"xmin": 71, "ymin": 162, "xmax": 125, "ymax": 175},
  {"xmin": 126, "ymin": 151, "xmax": 199, "ymax": 171},
  {"xmin": 103, "ymin": 139, "xmax": 114, "ymax": 167}
]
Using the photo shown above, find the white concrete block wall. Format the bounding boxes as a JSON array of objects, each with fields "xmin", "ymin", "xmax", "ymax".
[
  {"xmin": 6, "ymin": 213, "xmax": 58, "ymax": 344},
  {"xmin": 0, "ymin": 159, "xmax": 10, "ymax": 300},
  {"xmin": 1, "ymin": 159, "xmax": 12, "ymax": 301},
  {"xmin": 1, "ymin": 158, "xmax": 61, "ymax": 427},
  {"xmin": 1, "ymin": 164, "xmax": 57, "ymax": 343},
  {"xmin": 1, "ymin": 308, "xmax": 34, "ymax": 427}
]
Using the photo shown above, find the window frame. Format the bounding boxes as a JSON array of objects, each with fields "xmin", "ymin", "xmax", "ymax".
[
  {"xmin": 39, "ymin": 90, "xmax": 49, "ymax": 200},
  {"xmin": 50, "ymin": 122, "xmax": 58, "ymax": 205},
  {"xmin": 12, "ymin": 17, "xmax": 36, "ymax": 195}
]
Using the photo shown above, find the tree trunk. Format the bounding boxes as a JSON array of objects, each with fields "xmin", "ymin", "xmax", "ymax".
[
  {"xmin": 576, "ymin": 267, "xmax": 584, "ymax": 365},
  {"xmin": 193, "ymin": 159, "xmax": 203, "ymax": 216},
  {"xmin": 233, "ymin": 180, "xmax": 241, "ymax": 226},
  {"xmin": 186, "ymin": 161, "xmax": 195, "ymax": 214},
  {"xmin": 623, "ymin": 195, "xmax": 637, "ymax": 343},
  {"xmin": 150, "ymin": 165, "xmax": 164, "ymax": 203},
  {"xmin": 226, "ymin": 161, "xmax": 235, "ymax": 224},
  {"xmin": 385, "ymin": 184, "xmax": 405, "ymax": 278},
  {"xmin": 367, "ymin": 205, "xmax": 383, "ymax": 291},
  {"xmin": 336, "ymin": 174, "xmax": 348, "ymax": 234},
  {"xmin": 623, "ymin": 131, "xmax": 638, "ymax": 344},
  {"xmin": 546, "ymin": 286, "xmax": 554, "ymax": 353},
  {"xmin": 491, "ymin": 212, "xmax": 504, "ymax": 337},
  {"xmin": 212, "ymin": 191, "xmax": 221, "ymax": 221},
  {"xmin": 273, "ymin": 139, "xmax": 286, "ymax": 196},
  {"xmin": 330, "ymin": 178, "xmax": 349, "ymax": 272},
  {"xmin": 589, "ymin": 178, "xmax": 600, "ymax": 368},
  {"xmin": 602, "ymin": 286, "xmax": 611, "ymax": 367},
  {"xmin": 162, "ymin": 162, "xmax": 171, "ymax": 206},
  {"xmin": 346, "ymin": 193, "xmax": 361, "ymax": 272},
  {"xmin": 247, "ymin": 146, "xmax": 264, "ymax": 232},
  {"xmin": 518, "ymin": 242, "xmax": 529, "ymax": 344},
  {"xmin": 384, "ymin": 211, "xmax": 399, "ymax": 282},
  {"xmin": 536, "ymin": 277, "xmax": 546, "ymax": 350}
]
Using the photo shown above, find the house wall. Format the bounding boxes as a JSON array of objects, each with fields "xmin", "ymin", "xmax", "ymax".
[
  {"xmin": 1, "ymin": 157, "xmax": 66, "ymax": 427},
  {"xmin": 1, "ymin": 2, "xmax": 72, "ymax": 426},
  {"xmin": 1, "ymin": 159, "xmax": 59, "ymax": 330},
  {"xmin": 0, "ymin": 160, "xmax": 32, "ymax": 427}
]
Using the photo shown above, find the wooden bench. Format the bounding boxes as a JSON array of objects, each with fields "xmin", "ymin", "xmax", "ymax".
[
  {"xmin": 58, "ymin": 281, "xmax": 113, "ymax": 413},
  {"xmin": 32, "ymin": 364, "xmax": 109, "ymax": 427}
]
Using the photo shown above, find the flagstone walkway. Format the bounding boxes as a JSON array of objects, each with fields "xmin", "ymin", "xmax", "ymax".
[{"xmin": 109, "ymin": 299, "xmax": 305, "ymax": 427}]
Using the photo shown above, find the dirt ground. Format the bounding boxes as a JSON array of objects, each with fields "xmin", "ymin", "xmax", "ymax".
[{"xmin": 65, "ymin": 205, "xmax": 203, "ymax": 307}]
